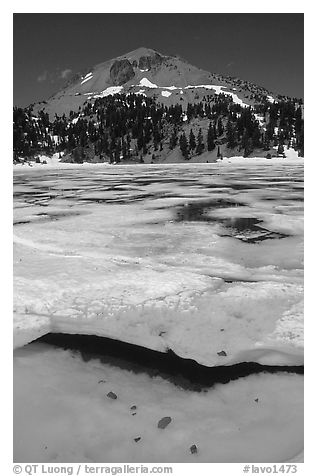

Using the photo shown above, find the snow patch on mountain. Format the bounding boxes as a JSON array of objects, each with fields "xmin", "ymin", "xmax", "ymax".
[
  {"xmin": 135, "ymin": 89, "xmax": 146, "ymax": 96},
  {"xmin": 81, "ymin": 73, "xmax": 93, "ymax": 85},
  {"xmin": 184, "ymin": 84, "xmax": 249, "ymax": 107},
  {"xmin": 163, "ymin": 86, "xmax": 179, "ymax": 90},
  {"xmin": 139, "ymin": 78, "xmax": 158, "ymax": 88},
  {"xmin": 75, "ymin": 79, "xmax": 251, "ymax": 108},
  {"xmin": 94, "ymin": 86, "xmax": 124, "ymax": 98},
  {"xmin": 185, "ymin": 84, "xmax": 223, "ymax": 91},
  {"xmin": 222, "ymin": 90, "xmax": 248, "ymax": 107}
]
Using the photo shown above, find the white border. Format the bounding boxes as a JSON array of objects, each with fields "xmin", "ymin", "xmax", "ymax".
[{"xmin": 3, "ymin": 3, "xmax": 311, "ymax": 474}]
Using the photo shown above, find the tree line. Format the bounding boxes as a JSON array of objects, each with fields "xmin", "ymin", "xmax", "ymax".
[{"xmin": 13, "ymin": 92, "xmax": 304, "ymax": 163}]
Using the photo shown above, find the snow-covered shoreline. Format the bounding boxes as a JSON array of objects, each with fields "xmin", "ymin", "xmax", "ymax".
[{"xmin": 13, "ymin": 148, "xmax": 303, "ymax": 171}]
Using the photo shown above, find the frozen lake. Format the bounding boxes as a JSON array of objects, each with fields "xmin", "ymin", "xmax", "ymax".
[
  {"xmin": 13, "ymin": 162, "xmax": 304, "ymax": 462},
  {"xmin": 13, "ymin": 162, "xmax": 304, "ymax": 366}
]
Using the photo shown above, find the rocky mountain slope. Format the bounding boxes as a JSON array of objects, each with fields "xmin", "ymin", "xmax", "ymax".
[
  {"xmin": 14, "ymin": 47, "xmax": 304, "ymax": 163},
  {"xmin": 34, "ymin": 47, "xmax": 278, "ymax": 119}
]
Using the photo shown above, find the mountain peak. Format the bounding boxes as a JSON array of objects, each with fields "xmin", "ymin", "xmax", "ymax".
[
  {"xmin": 33, "ymin": 47, "xmax": 280, "ymax": 119},
  {"xmin": 121, "ymin": 47, "xmax": 166, "ymax": 59}
]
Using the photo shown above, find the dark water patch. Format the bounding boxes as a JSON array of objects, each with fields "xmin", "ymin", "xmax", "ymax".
[
  {"xmin": 219, "ymin": 217, "xmax": 262, "ymax": 233},
  {"xmin": 78, "ymin": 191, "xmax": 185, "ymax": 205},
  {"xmin": 175, "ymin": 206, "xmax": 290, "ymax": 243},
  {"xmin": 222, "ymin": 278, "xmax": 259, "ymax": 283},
  {"xmin": 78, "ymin": 193, "xmax": 158, "ymax": 204},
  {"xmin": 13, "ymin": 220, "xmax": 31, "ymax": 226},
  {"xmin": 174, "ymin": 199, "xmax": 244, "ymax": 223},
  {"xmin": 36, "ymin": 333, "xmax": 303, "ymax": 392},
  {"xmin": 227, "ymin": 182, "xmax": 303, "ymax": 192},
  {"xmin": 264, "ymin": 196, "xmax": 303, "ymax": 202},
  {"xmin": 133, "ymin": 178, "xmax": 200, "ymax": 187},
  {"xmin": 226, "ymin": 183, "xmax": 265, "ymax": 191},
  {"xmin": 13, "ymin": 191, "xmax": 53, "ymax": 198},
  {"xmin": 216, "ymin": 217, "xmax": 290, "ymax": 243}
]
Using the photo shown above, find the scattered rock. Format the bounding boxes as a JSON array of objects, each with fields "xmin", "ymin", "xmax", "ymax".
[
  {"xmin": 98, "ymin": 379, "xmax": 107, "ymax": 384},
  {"xmin": 220, "ymin": 328, "xmax": 225, "ymax": 332},
  {"xmin": 130, "ymin": 405, "xmax": 137, "ymax": 411},
  {"xmin": 157, "ymin": 416, "xmax": 172, "ymax": 429},
  {"xmin": 254, "ymin": 398, "xmax": 259, "ymax": 403},
  {"xmin": 132, "ymin": 412, "xmax": 137, "ymax": 416},
  {"xmin": 217, "ymin": 350, "xmax": 227, "ymax": 356},
  {"xmin": 134, "ymin": 437, "xmax": 141, "ymax": 443},
  {"xmin": 106, "ymin": 391, "xmax": 117, "ymax": 400},
  {"xmin": 190, "ymin": 444, "xmax": 198, "ymax": 454},
  {"xmin": 159, "ymin": 331, "xmax": 166, "ymax": 336}
]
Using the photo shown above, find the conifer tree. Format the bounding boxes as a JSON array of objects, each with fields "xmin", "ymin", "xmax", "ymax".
[
  {"xmin": 262, "ymin": 131, "xmax": 270, "ymax": 151},
  {"xmin": 243, "ymin": 138, "xmax": 253, "ymax": 157},
  {"xmin": 114, "ymin": 140, "xmax": 121, "ymax": 162},
  {"xmin": 137, "ymin": 130, "xmax": 144, "ymax": 151},
  {"xmin": 179, "ymin": 133, "xmax": 189, "ymax": 159},
  {"xmin": 189, "ymin": 129, "xmax": 196, "ymax": 151},
  {"xmin": 169, "ymin": 128, "xmax": 178, "ymax": 149},
  {"xmin": 217, "ymin": 118, "xmax": 224, "ymax": 136},
  {"xmin": 121, "ymin": 138, "xmax": 127, "ymax": 160},
  {"xmin": 277, "ymin": 141, "xmax": 284, "ymax": 156},
  {"xmin": 196, "ymin": 128, "xmax": 204, "ymax": 155},
  {"xmin": 126, "ymin": 134, "xmax": 131, "ymax": 158},
  {"xmin": 226, "ymin": 120, "xmax": 236, "ymax": 149},
  {"xmin": 207, "ymin": 122, "xmax": 215, "ymax": 151}
]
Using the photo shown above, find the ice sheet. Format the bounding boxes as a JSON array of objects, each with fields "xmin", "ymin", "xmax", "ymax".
[{"xmin": 13, "ymin": 163, "xmax": 304, "ymax": 366}]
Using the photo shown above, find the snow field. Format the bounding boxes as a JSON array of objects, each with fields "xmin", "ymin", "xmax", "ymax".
[
  {"xmin": 80, "ymin": 73, "xmax": 93, "ymax": 85},
  {"xmin": 14, "ymin": 343, "xmax": 303, "ymax": 463}
]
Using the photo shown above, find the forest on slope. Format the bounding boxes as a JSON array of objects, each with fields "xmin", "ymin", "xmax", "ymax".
[{"xmin": 13, "ymin": 91, "xmax": 304, "ymax": 164}]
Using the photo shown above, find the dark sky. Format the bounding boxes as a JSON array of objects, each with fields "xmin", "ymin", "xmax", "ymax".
[{"xmin": 14, "ymin": 13, "xmax": 304, "ymax": 107}]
